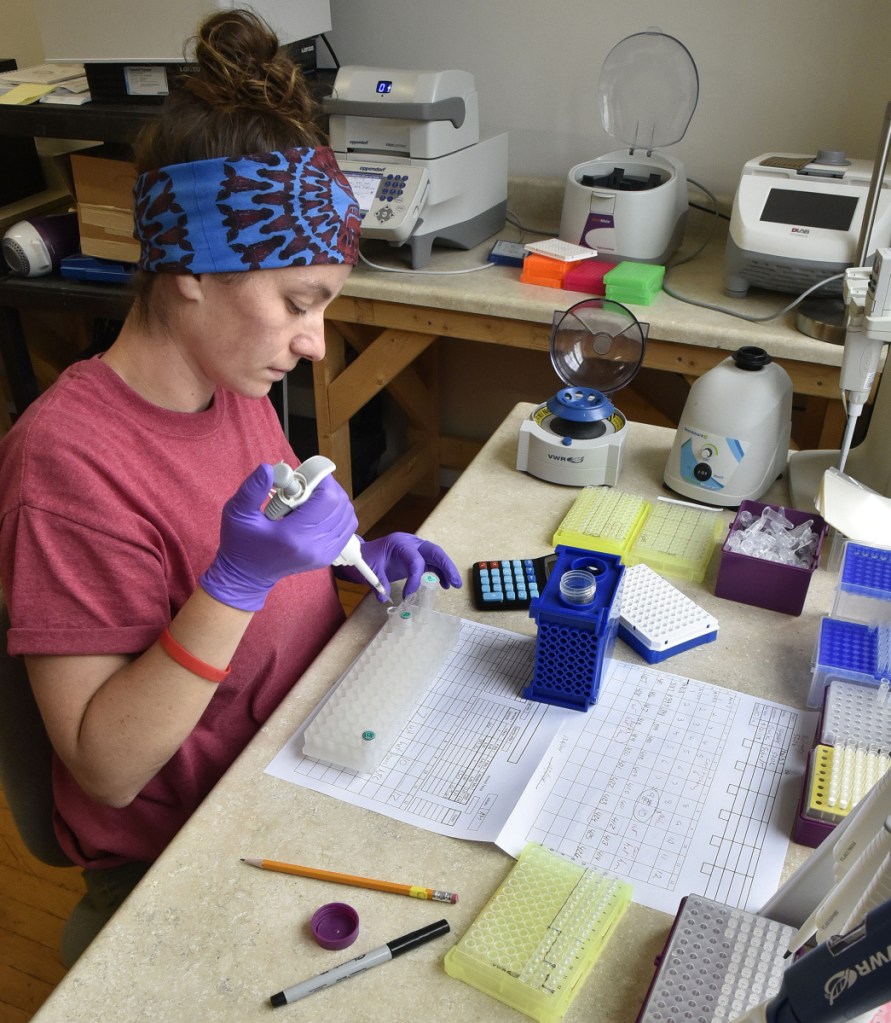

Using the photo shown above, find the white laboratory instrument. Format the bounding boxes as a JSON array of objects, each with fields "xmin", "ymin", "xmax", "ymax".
[
  {"xmin": 663, "ymin": 346, "xmax": 793, "ymax": 507},
  {"xmin": 559, "ymin": 29, "xmax": 698, "ymax": 265},
  {"xmin": 264, "ymin": 455, "xmax": 388, "ymax": 599},
  {"xmin": 324, "ymin": 67, "xmax": 508, "ymax": 268},
  {"xmin": 724, "ymin": 151, "xmax": 891, "ymax": 298},
  {"xmin": 516, "ymin": 298, "xmax": 648, "ymax": 486}
]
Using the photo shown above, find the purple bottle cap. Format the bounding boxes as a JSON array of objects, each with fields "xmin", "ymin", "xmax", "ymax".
[{"xmin": 311, "ymin": 902, "xmax": 360, "ymax": 950}]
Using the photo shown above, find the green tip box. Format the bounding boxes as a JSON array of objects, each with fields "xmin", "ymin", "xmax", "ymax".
[{"xmin": 604, "ymin": 261, "xmax": 665, "ymax": 305}]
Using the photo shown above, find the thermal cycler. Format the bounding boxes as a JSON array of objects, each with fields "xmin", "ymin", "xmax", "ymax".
[
  {"xmin": 724, "ymin": 151, "xmax": 891, "ymax": 298},
  {"xmin": 324, "ymin": 67, "xmax": 508, "ymax": 268}
]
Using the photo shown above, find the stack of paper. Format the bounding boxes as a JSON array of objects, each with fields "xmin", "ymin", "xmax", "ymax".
[
  {"xmin": 39, "ymin": 77, "xmax": 91, "ymax": 106},
  {"xmin": 0, "ymin": 63, "xmax": 86, "ymax": 105}
]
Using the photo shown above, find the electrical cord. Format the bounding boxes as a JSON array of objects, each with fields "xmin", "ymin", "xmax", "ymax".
[
  {"xmin": 354, "ymin": 204, "xmax": 547, "ymax": 276},
  {"xmin": 662, "ymin": 178, "xmax": 846, "ymax": 323},
  {"xmin": 358, "ymin": 250, "xmax": 497, "ymax": 276}
]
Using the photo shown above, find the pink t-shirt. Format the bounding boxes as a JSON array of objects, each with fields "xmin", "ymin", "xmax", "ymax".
[{"xmin": 0, "ymin": 357, "xmax": 344, "ymax": 868}]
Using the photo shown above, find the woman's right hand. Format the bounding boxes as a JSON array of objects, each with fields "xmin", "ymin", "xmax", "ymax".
[{"xmin": 199, "ymin": 463, "xmax": 358, "ymax": 611}]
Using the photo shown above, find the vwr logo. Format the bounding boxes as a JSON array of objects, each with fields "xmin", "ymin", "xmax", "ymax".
[
  {"xmin": 547, "ymin": 453, "xmax": 584, "ymax": 464},
  {"xmin": 791, "ymin": 227, "xmax": 811, "ymax": 236},
  {"xmin": 824, "ymin": 945, "xmax": 891, "ymax": 1006}
]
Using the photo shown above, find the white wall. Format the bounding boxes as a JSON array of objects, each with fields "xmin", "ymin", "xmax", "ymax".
[
  {"xmin": 15, "ymin": 0, "xmax": 891, "ymax": 202},
  {"xmin": 327, "ymin": 0, "xmax": 891, "ymax": 203},
  {"xmin": 7, "ymin": 0, "xmax": 43, "ymax": 68}
]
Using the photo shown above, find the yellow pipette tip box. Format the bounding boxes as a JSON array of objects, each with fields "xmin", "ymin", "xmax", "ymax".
[
  {"xmin": 444, "ymin": 843, "xmax": 631, "ymax": 1023},
  {"xmin": 552, "ymin": 487, "xmax": 723, "ymax": 583},
  {"xmin": 806, "ymin": 743, "xmax": 852, "ymax": 822}
]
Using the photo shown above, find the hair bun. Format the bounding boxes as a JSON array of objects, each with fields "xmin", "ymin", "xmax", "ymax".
[{"xmin": 132, "ymin": 7, "xmax": 321, "ymax": 174}]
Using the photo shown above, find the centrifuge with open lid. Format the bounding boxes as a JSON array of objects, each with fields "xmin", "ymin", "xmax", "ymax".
[
  {"xmin": 559, "ymin": 28, "xmax": 699, "ymax": 264},
  {"xmin": 516, "ymin": 298, "xmax": 648, "ymax": 486}
]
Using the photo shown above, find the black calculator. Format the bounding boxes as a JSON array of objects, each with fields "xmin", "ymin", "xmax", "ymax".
[{"xmin": 470, "ymin": 554, "xmax": 557, "ymax": 611}]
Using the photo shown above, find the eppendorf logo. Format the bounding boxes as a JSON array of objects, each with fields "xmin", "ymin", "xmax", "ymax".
[
  {"xmin": 791, "ymin": 226, "xmax": 811, "ymax": 236},
  {"xmin": 825, "ymin": 946, "xmax": 891, "ymax": 1006},
  {"xmin": 546, "ymin": 453, "xmax": 584, "ymax": 464}
]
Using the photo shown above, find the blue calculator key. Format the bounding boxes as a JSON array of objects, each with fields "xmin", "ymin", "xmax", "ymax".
[{"xmin": 471, "ymin": 554, "xmax": 556, "ymax": 611}]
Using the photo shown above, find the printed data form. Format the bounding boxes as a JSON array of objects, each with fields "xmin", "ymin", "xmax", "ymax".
[{"xmin": 266, "ymin": 618, "xmax": 817, "ymax": 914}]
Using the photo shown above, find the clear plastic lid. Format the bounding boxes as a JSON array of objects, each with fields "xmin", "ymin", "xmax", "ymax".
[
  {"xmin": 598, "ymin": 29, "xmax": 699, "ymax": 153},
  {"xmin": 549, "ymin": 298, "xmax": 647, "ymax": 394}
]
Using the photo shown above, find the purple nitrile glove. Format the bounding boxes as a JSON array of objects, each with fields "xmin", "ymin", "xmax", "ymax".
[
  {"xmin": 200, "ymin": 463, "xmax": 359, "ymax": 612},
  {"xmin": 335, "ymin": 531, "xmax": 462, "ymax": 603}
]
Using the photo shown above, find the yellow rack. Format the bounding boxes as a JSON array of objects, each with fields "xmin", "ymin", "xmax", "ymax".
[
  {"xmin": 444, "ymin": 843, "xmax": 631, "ymax": 1023},
  {"xmin": 552, "ymin": 486, "xmax": 724, "ymax": 582}
]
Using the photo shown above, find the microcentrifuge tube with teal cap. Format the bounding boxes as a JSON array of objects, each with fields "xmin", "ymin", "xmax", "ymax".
[{"xmin": 417, "ymin": 571, "xmax": 440, "ymax": 609}]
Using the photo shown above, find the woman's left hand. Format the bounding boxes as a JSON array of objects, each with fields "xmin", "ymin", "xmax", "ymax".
[{"xmin": 337, "ymin": 532, "xmax": 462, "ymax": 603}]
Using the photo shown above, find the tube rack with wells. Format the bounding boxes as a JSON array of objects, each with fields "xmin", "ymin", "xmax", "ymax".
[
  {"xmin": 552, "ymin": 486, "xmax": 722, "ymax": 583},
  {"xmin": 636, "ymin": 895, "xmax": 794, "ymax": 1023},
  {"xmin": 618, "ymin": 563, "xmax": 718, "ymax": 663},
  {"xmin": 525, "ymin": 546, "xmax": 624, "ymax": 711},
  {"xmin": 795, "ymin": 678, "xmax": 891, "ymax": 847},
  {"xmin": 809, "ymin": 617, "xmax": 891, "ymax": 708},
  {"xmin": 833, "ymin": 541, "xmax": 891, "ymax": 625},
  {"xmin": 444, "ymin": 842, "xmax": 631, "ymax": 1023},
  {"xmin": 301, "ymin": 605, "xmax": 461, "ymax": 774}
]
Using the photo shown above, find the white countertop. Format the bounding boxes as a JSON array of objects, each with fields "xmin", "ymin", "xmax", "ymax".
[
  {"xmin": 337, "ymin": 178, "xmax": 845, "ymax": 369},
  {"xmin": 35, "ymin": 405, "xmax": 829, "ymax": 1023}
]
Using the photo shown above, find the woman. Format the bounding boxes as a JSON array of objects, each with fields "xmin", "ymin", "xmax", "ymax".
[{"xmin": 0, "ymin": 9, "xmax": 460, "ymax": 961}]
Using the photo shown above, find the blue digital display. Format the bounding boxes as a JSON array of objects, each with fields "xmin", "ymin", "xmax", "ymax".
[{"xmin": 376, "ymin": 80, "xmax": 393, "ymax": 94}]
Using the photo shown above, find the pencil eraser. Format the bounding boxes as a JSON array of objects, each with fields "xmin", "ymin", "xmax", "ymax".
[{"xmin": 311, "ymin": 902, "xmax": 360, "ymax": 950}]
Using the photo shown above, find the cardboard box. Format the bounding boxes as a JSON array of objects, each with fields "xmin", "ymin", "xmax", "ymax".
[{"xmin": 70, "ymin": 146, "xmax": 140, "ymax": 262}]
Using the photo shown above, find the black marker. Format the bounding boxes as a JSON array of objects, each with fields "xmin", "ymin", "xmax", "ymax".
[{"xmin": 269, "ymin": 919, "xmax": 450, "ymax": 1007}]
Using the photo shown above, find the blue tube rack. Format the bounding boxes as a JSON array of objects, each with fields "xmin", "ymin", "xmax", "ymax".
[
  {"xmin": 525, "ymin": 545, "xmax": 624, "ymax": 711},
  {"xmin": 833, "ymin": 541, "xmax": 891, "ymax": 625},
  {"xmin": 808, "ymin": 616, "xmax": 891, "ymax": 708}
]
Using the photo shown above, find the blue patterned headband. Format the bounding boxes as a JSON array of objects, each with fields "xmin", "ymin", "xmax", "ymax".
[{"xmin": 133, "ymin": 146, "xmax": 361, "ymax": 273}]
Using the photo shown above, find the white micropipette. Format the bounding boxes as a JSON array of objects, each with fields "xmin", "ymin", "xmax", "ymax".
[{"xmin": 263, "ymin": 456, "xmax": 390, "ymax": 601}]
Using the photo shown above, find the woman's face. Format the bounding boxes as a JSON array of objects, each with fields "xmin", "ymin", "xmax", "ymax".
[{"xmin": 176, "ymin": 263, "xmax": 352, "ymax": 399}]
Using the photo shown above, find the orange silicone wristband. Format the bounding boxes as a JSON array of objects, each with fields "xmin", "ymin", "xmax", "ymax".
[{"xmin": 158, "ymin": 627, "xmax": 231, "ymax": 683}]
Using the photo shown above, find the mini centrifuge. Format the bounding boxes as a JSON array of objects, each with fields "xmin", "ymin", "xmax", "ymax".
[{"xmin": 516, "ymin": 297, "xmax": 648, "ymax": 487}]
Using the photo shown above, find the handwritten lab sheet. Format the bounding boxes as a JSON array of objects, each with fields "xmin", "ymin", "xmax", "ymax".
[{"xmin": 265, "ymin": 617, "xmax": 817, "ymax": 914}]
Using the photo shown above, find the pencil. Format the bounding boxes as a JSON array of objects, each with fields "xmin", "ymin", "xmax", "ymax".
[{"xmin": 241, "ymin": 857, "xmax": 459, "ymax": 904}]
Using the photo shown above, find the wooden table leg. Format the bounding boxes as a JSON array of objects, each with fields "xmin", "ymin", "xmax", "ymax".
[{"xmin": 315, "ymin": 320, "xmax": 441, "ymax": 532}]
